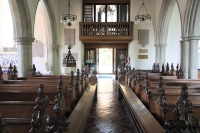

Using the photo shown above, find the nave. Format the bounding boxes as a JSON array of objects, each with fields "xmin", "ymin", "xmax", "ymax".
[{"xmin": 84, "ymin": 77, "xmax": 134, "ymax": 133}]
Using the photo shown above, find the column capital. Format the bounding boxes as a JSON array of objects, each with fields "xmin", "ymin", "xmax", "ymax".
[
  {"xmin": 160, "ymin": 43, "xmax": 167, "ymax": 47},
  {"xmin": 154, "ymin": 44, "xmax": 168, "ymax": 47},
  {"xmin": 181, "ymin": 36, "xmax": 189, "ymax": 41},
  {"xmin": 14, "ymin": 37, "xmax": 35, "ymax": 42},
  {"xmin": 47, "ymin": 44, "xmax": 59, "ymax": 50},
  {"xmin": 188, "ymin": 35, "xmax": 200, "ymax": 40}
]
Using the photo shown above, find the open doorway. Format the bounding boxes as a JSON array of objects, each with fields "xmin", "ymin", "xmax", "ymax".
[{"xmin": 99, "ymin": 48, "xmax": 113, "ymax": 73}]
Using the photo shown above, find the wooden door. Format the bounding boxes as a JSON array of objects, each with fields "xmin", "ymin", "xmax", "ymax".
[{"xmin": 116, "ymin": 49, "xmax": 127, "ymax": 70}]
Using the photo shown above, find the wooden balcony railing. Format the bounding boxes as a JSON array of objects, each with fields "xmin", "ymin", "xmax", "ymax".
[{"xmin": 79, "ymin": 22, "xmax": 134, "ymax": 43}]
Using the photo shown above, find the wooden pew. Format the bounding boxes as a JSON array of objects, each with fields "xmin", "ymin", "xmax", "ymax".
[
  {"xmin": 140, "ymin": 76, "xmax": 200, "ymax": 113},
  {"xmin": 0, "ymin": 84, "xmax": 60, "ymax": 133},
  {"xmin": 67, "ymin": 72, "xmax": 97, "ymax": 133},
  {"xmin": 118, "ymin": 75, "xmax": 165, "ymax": 133},
  {"xmin": 118, "ymin": 75, "xmax": 199, "ymax": 133},
  {"xmin": 154, "ymin": 84, "xmax": 200, "ymax": 132}
]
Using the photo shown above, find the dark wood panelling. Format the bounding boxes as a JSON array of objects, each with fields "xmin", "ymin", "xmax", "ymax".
[
  {"xmin": 79, "ymin": 36, "xmax": 134, "ymax": 43},
  {"xmin": 83, "ymin": 0, "xmax": 130, "ymax": 4},
  {"xmin": 84, "ymin": 43, "xmax": 128, "ymax": 49}
]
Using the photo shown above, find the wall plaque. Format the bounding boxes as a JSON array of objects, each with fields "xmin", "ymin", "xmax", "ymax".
[
  {"xmin": 139, "ymin": 49, "xmax": 148, "ymax": 53},
  {"xmin": 32, "ymin": 40, "xmax": 43, "ymax": 57},
  {"xmin": 64, "ymin": 29, "xmax": 75, "ymax": 45},
  {"xmin": 138, "ymin": 30, "xmax": 149, "ymax": 45},
  {"xmin": 138, "ymin": 55, "xmax": 148, "ymax": 59}
]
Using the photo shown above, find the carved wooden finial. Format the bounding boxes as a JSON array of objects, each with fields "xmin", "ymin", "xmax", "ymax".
[
  {"xmin": 151, "ymin": 63, "xmax": 156, "ymax": 73},
  {"xmin": 80, "ymin": 68, "xmax": 84, "ymax": 85},
  {"xmin": 156, "ymin": 63, "xmax": 160, "ymax": 72},
  {"xmin": 46, "ymin": 102, "xmax": 70, "ymax": 132},
  {"xmin": 189, "ymin": 115, "xmax": 199, "ymax": 132},
  {"xmin": 170, "ymin": 63, "xmax": 174, "ymax": 76},
  {"xmin": 179, "ymin": 66, "xmax": 184, "ymax": 79},
  {"xmin": 164, "ymin": 102, "xmax": 199, "ymax": 133},
  {"xmin": 128, "ymin": 66, "xmax": 131, "ymax": 71},
  {"xmin": 70, "ymin": 71, "xmax": 74, "ymax": 86},
  {"xmin": 0, "ymin": 66, "xmax": 3, "ymax": 84},
  {"xmin": 75, "ymin": 74, "xmax": 80, "ymax": 91},
  {"xmin": 161, "ymin": 64, "xmax": 165, "ymax": 74},
  {"xmin": 77, "ymin": 69, "xmax": 80, "ymax": 78},
  {"xmin": 144, "ymin": 73, "xmax": 152, "ymax": 99},
  {"xmin": 68, "ymin": 72, "xmax": 74, "ymax": 99},
  {"xmin": 31, "ymin": 64, "xmax": 36, "ymax": 77},
  {"xmin": 92, "ymin": 70, "xmax": 97, "ymax": 76},
  {"xmin": 0, "ymin": 111, "xmax": 10, "ymax": 133},
  {"xmin": 29, "ymin": 84, "xmax": 49, "ymax": 133},
  {"xmin": 157, "ymin": 77, "xmax": 166, "ymax": 107},
  {"xmin": 7, "ymin": 63, "xmax": 17, "ymax": 80},
  {"xmin": 46, "ymin": 77, "xmax": 69, "ymax": 132},
  {"xmin": 177, "ymin": 84, "xmax": 193, "ymax": 122},
  {"xmin": 7, "ymin": 63, "xmax": 13, "ymax": 80},
  {"xmin": 57, "ymin": 76, "xmax": 64, "ymax": 96},
  {"xmin": 164, "ymin": 103, "xmax": 189, "ymax": 133},
  {"xmin": 12, "ymin": 65, "xmax": 17, "ymax": 79},
  {"xmin": 166, "ymin": 63, "xmax": 169, "ymax": 75}
]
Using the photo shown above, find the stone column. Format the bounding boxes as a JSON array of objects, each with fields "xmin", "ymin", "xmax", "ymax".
[
  {"xmin": 14, "ymin": 37, "xmax": 35, "ymax": 77},
  {"xmin": 189, "ymin": 36, "xmax": 200, "ymax": 79},
  {"xmin": 180, "ymin": 40, "xmax": 183, "ymax": 67},
  {"xmin": 47, "ymin": 44, "xmax": 59, "ymax": 75},
  {"xmin": 181, "ymin": 37, "xmax": 189, "ymax": 79},
  {"xmin": 154, "ymin": 44, "xmax": 160, "ymax": 64},
  {"xmin": 160, "ymin": 44, "xmax": 167, "ymax": 67}
]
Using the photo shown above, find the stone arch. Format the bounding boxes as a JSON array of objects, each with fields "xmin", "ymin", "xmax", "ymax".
[
  {"xmin": 36, "ymin": 0, "xmax": 58, "ymax": 45},
  {"xmin": 155, "ymin": 0, "xmax": 182, "ymax": 66},
  {"xmin": 34, "ymin": 0, "xmax": 59, "ymax": 75},
  {"xmin": 8, "ymin": 0, "xmax": 32, "ymax": 38},
  {"xmin": 181, "ymin": 0, "xmax": 200, "ymax": 79}
]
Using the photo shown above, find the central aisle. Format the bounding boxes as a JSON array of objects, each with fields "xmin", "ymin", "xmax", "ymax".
[{"xmin": 84, "ymin": 78, "xmax": 134, "ymax": 133}]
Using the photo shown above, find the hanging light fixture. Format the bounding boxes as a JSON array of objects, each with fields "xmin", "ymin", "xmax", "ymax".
[
  {"xmin": 135, "ymin": 0, "xmax": 152, "ymax": 25},
  {"xmin": 60, "ymin": 0, "xmax": 77, "ymax": 26},
  {"xmin": 62, "ymin": 0, "xmax": 77, "ymax": 68}
]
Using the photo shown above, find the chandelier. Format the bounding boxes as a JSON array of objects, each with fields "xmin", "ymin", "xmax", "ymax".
[
  {"xmin": 107, "ymin": 5, "xmax": 115, "ymax": 16},
  {"xmin": 135, "ymin": 0, "xmax": 152, "ymax": 25},
  {"xmin": 60, "ymin": 0, "xmax": 77, "ymax": 26}
]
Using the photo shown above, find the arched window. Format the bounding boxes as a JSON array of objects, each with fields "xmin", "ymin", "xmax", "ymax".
[{"xmin": 3, "ymin": 0, "xmax": 14, "ymax": 47}]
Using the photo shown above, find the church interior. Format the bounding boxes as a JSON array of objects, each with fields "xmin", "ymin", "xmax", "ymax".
[{"xmin": 0, "ymin": 0, "xmax": 200, "ymax": 132}]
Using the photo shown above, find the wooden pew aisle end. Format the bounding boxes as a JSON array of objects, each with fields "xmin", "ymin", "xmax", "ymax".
[
  {"xmin": 67, "ymin": 71, "xmax": 97, "ymax": 133},
  {"xmin": 118, "ymin": 75, "xmax": 165, "ymax": 133}
]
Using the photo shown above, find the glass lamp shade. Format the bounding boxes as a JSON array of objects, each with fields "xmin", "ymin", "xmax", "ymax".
[
  {"xmin": 63, "ymin": 20, "xmax": 67, "ymax": 24},
  {"xmin": 60, "ymin": 19, "xmax": 63, "ymax": 23}
]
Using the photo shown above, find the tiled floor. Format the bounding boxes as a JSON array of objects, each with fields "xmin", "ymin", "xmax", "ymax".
[{"xmin": 84, "ymin": 78, "xmax": 134, "ymax": 133}]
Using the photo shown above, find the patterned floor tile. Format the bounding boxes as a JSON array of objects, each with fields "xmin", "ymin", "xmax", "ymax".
[{"xmin": 84, "ymin": 78, "xmax": 134, "ymax": 133}]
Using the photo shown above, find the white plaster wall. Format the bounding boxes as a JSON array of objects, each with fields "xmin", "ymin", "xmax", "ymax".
[
  {"xmin": 33, "ymin": 5, "xmax": 47, "ymax": 73},
  {"xmin": 166, "ymin": 2, "xmax": 181, "ymax": 66},
  {"xmin": 0, "ymin": 0, "xmax": 4, "ymax": 52},
  {"xmin": 198, "ymin": 53, "xmax": 200, "ymax": 69},
  {"xmin": 129, "ymin": 0, "xmax": 156, "ymax": 70},
  {"xmin": 58, "ymin": 0, "xmax": 83, "ymax": 73},
  {"xmin": 199, "ymin": 41, "xmax": 200, "ymax": 69}
]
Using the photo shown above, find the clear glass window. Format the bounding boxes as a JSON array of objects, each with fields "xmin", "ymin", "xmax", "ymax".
[
  {"xmin": 107, "ymin": 5, "xmax": 117, "ymax": 22},
  {"xmin": 96, "ymin": 5, "xmax": 105, "ymax": 22},
  {"xmin": 84, "ymin": 5, "xmax": 94, "ymax": 22},
  {"xmin": 118, "ymin": 5, "xmax": 129, "ymax": 22}
]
